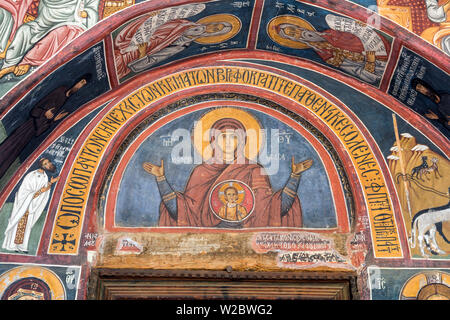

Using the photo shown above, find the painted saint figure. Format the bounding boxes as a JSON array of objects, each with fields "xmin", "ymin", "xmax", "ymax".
[
  {"xmin": 411, "ymin": 78, "xmax": 450, "ymax": 130},
  {"xmin": 269, "ymin": 14, "xmax": 391, "ymax": 85},
  {"xmin": 0, "ymin": 0, "xmax": 99, "ymax": 79},
  {"xmin": 114, "ymin": 16, "xmax": 233, "ymax": 79},
  {"xmin": 277, "ymin": 23, "xmax": 389, "ymax": 84},
  {"xmin": 218, "ymin": 185, "xmax": 249, "ymax": 222},
  {"xmin": 112, "ymin": 3, "xmax": 240, "ymax": 80},
  {"xmin": 0, "ymin": 74, "xmax": 91, "ymax": 178},
  {"xmin": 2, "ymin": 158, "xmax": 59, "ymax": 253},
  {"xmin": 142, "ymin": 109, "xmax": 313, "ymax": 228}
]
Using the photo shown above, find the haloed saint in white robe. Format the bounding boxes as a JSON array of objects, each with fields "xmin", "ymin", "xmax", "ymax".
[{"xmin": 2, "ymin": 169, "xmax": 50, "ymax": 252}]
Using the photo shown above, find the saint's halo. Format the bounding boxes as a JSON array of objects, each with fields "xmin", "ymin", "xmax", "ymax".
[
  {"xmin": 195, "ymin": 14, "xmax": 242, "ymax": 44},
  {"xmin": 192, "ymin": 107, "xmax": 263, "ymax": 161},
  {"xmin": 267, "ymin": 15, "xmax": 317, "ymax": 50}
]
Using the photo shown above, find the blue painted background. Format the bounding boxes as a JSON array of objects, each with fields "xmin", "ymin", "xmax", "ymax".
[
  {"xmin": 114, "ymin": 0, "xmax": 254, "ymax": 83},
  {"xmin": 0, "ymin": 104, "xmax": 105, "ymax": 255},
  {"xmin": 115, "ymin": 107, "xmax": 338, "ymax": 228},
  {"xmin": 242, "ymin": 59, "xmax": 447, "ymax": 159},
  {"xmin": 256, "ymin": 0, "xmax": 392, "ymax": 87},
  {"xmin": 0, "ymin": 264, "xmax": 80, "ymax": 300},
  {"xmin": 388, "ymin": 47, "xmax": 450, "ymax": 138},
  {"xmin": 369, "ymin": 268, "xmax": 450, "ymax": 300},
  {"xmin": 0, "ymin": 42, "xmax": 111, "ymax": 166}
]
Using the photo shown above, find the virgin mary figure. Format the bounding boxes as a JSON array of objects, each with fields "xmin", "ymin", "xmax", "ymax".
[{"xmin": 143, "ymin": 108, "xmax": 313, "ymax": 228}]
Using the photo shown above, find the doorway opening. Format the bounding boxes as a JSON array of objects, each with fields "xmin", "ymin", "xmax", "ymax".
[{"xmin": 88, "ymin": 268, "xmax": 359, "ymax": 300}]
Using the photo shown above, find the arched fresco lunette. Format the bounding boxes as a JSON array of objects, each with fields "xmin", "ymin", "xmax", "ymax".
[{"xmin": 0, "ymin": 0, "xmax": 448, "ymax": 301}]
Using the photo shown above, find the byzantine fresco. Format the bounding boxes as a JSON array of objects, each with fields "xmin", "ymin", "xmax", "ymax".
[
  {"xmin": 0, "ymin": 0, "xmax": 101, "ymax": 97},
  {"xmin": 385, "ymin": 47, "xmax": 450, "ymax": 261},
  {"xmin": 0, "ymin": 41, "xmax": 110, "ymax": 188},
  {"xmin": 350, "ymin": 0, "xmax": 450, "ymax": 56},
  {"xmin": 0, "ymin": 104, "xmax": 105, "ymax": 255},
  {"xmin": 0, "ymin": 263, "xmax": 80, "ymax": 300},
  {"xmin": 0, "ymin": 0, "xmax": 448, "ymax": 301},
  {"xmin": 51, "ymin": 64, "xmax": 414, "ymax": 258},
  {"xmin": 110, "ymin": 105, "xmax": 341, "ymax": 229},
  {"xmin": 387, "ymin": 132, "xmax": 450, "ymax": 259},
  {"xmin": 388, "ymin": 46, "xmax": 449, "ymax": 138},
  {"xmin": 240, "ymin": 58, "xmax": 448, "ymax": 160},
  {"xmin": 257, "ymin": 0, "xmax": 394, "ymax": 87},
  {"xmin": 376, "ymin": 0, "xmax": 450, "ymax": 55},
  {"xmin": 368, "ymin": 267, "xmax": 450, "ymax": 299},
  {"xmin": 0, "ymin": 0, "xmax": 448, "ymax": 99},
  {"xmin": 111, "ymin": 1, "xmax": 252, "ymax": 83},
  {"xmin": 248, "ymin": 58, "xmax": 449, "ymax": 259}
]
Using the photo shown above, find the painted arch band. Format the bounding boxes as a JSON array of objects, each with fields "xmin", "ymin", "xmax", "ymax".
[{"xmin": 47, "ymin": 66, "xmax": 402, "ymax": 258}]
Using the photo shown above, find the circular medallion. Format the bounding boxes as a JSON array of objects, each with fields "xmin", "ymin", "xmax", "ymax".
[
  {"xmin": 0, "ymin": 266, "xmax": 66, "ymax": 300},
  {"xmin": 3, "ymin": 277, "xmax": 50, "ymax": 300},
  {"xmin": 209, "ymin": 180, "xmax": 255, "ymax": 222},
  {"xmin": 400, "ymin": 271, "xmax": 450, "ymax": 300}
]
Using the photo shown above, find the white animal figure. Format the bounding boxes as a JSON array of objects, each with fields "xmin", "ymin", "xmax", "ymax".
[{"xmin": 409, "ymin": 194, "xmax": 450, "ymax": 258}]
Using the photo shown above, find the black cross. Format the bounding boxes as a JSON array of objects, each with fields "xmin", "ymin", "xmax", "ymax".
[{"xmin": 52, "ymin": 233, "xmax": 76, "ymax": 252}]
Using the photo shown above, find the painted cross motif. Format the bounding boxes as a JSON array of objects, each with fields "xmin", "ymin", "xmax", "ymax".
[{"xmin": 51, "ymin": 233, "xmax": 76, "ymax": 252}]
